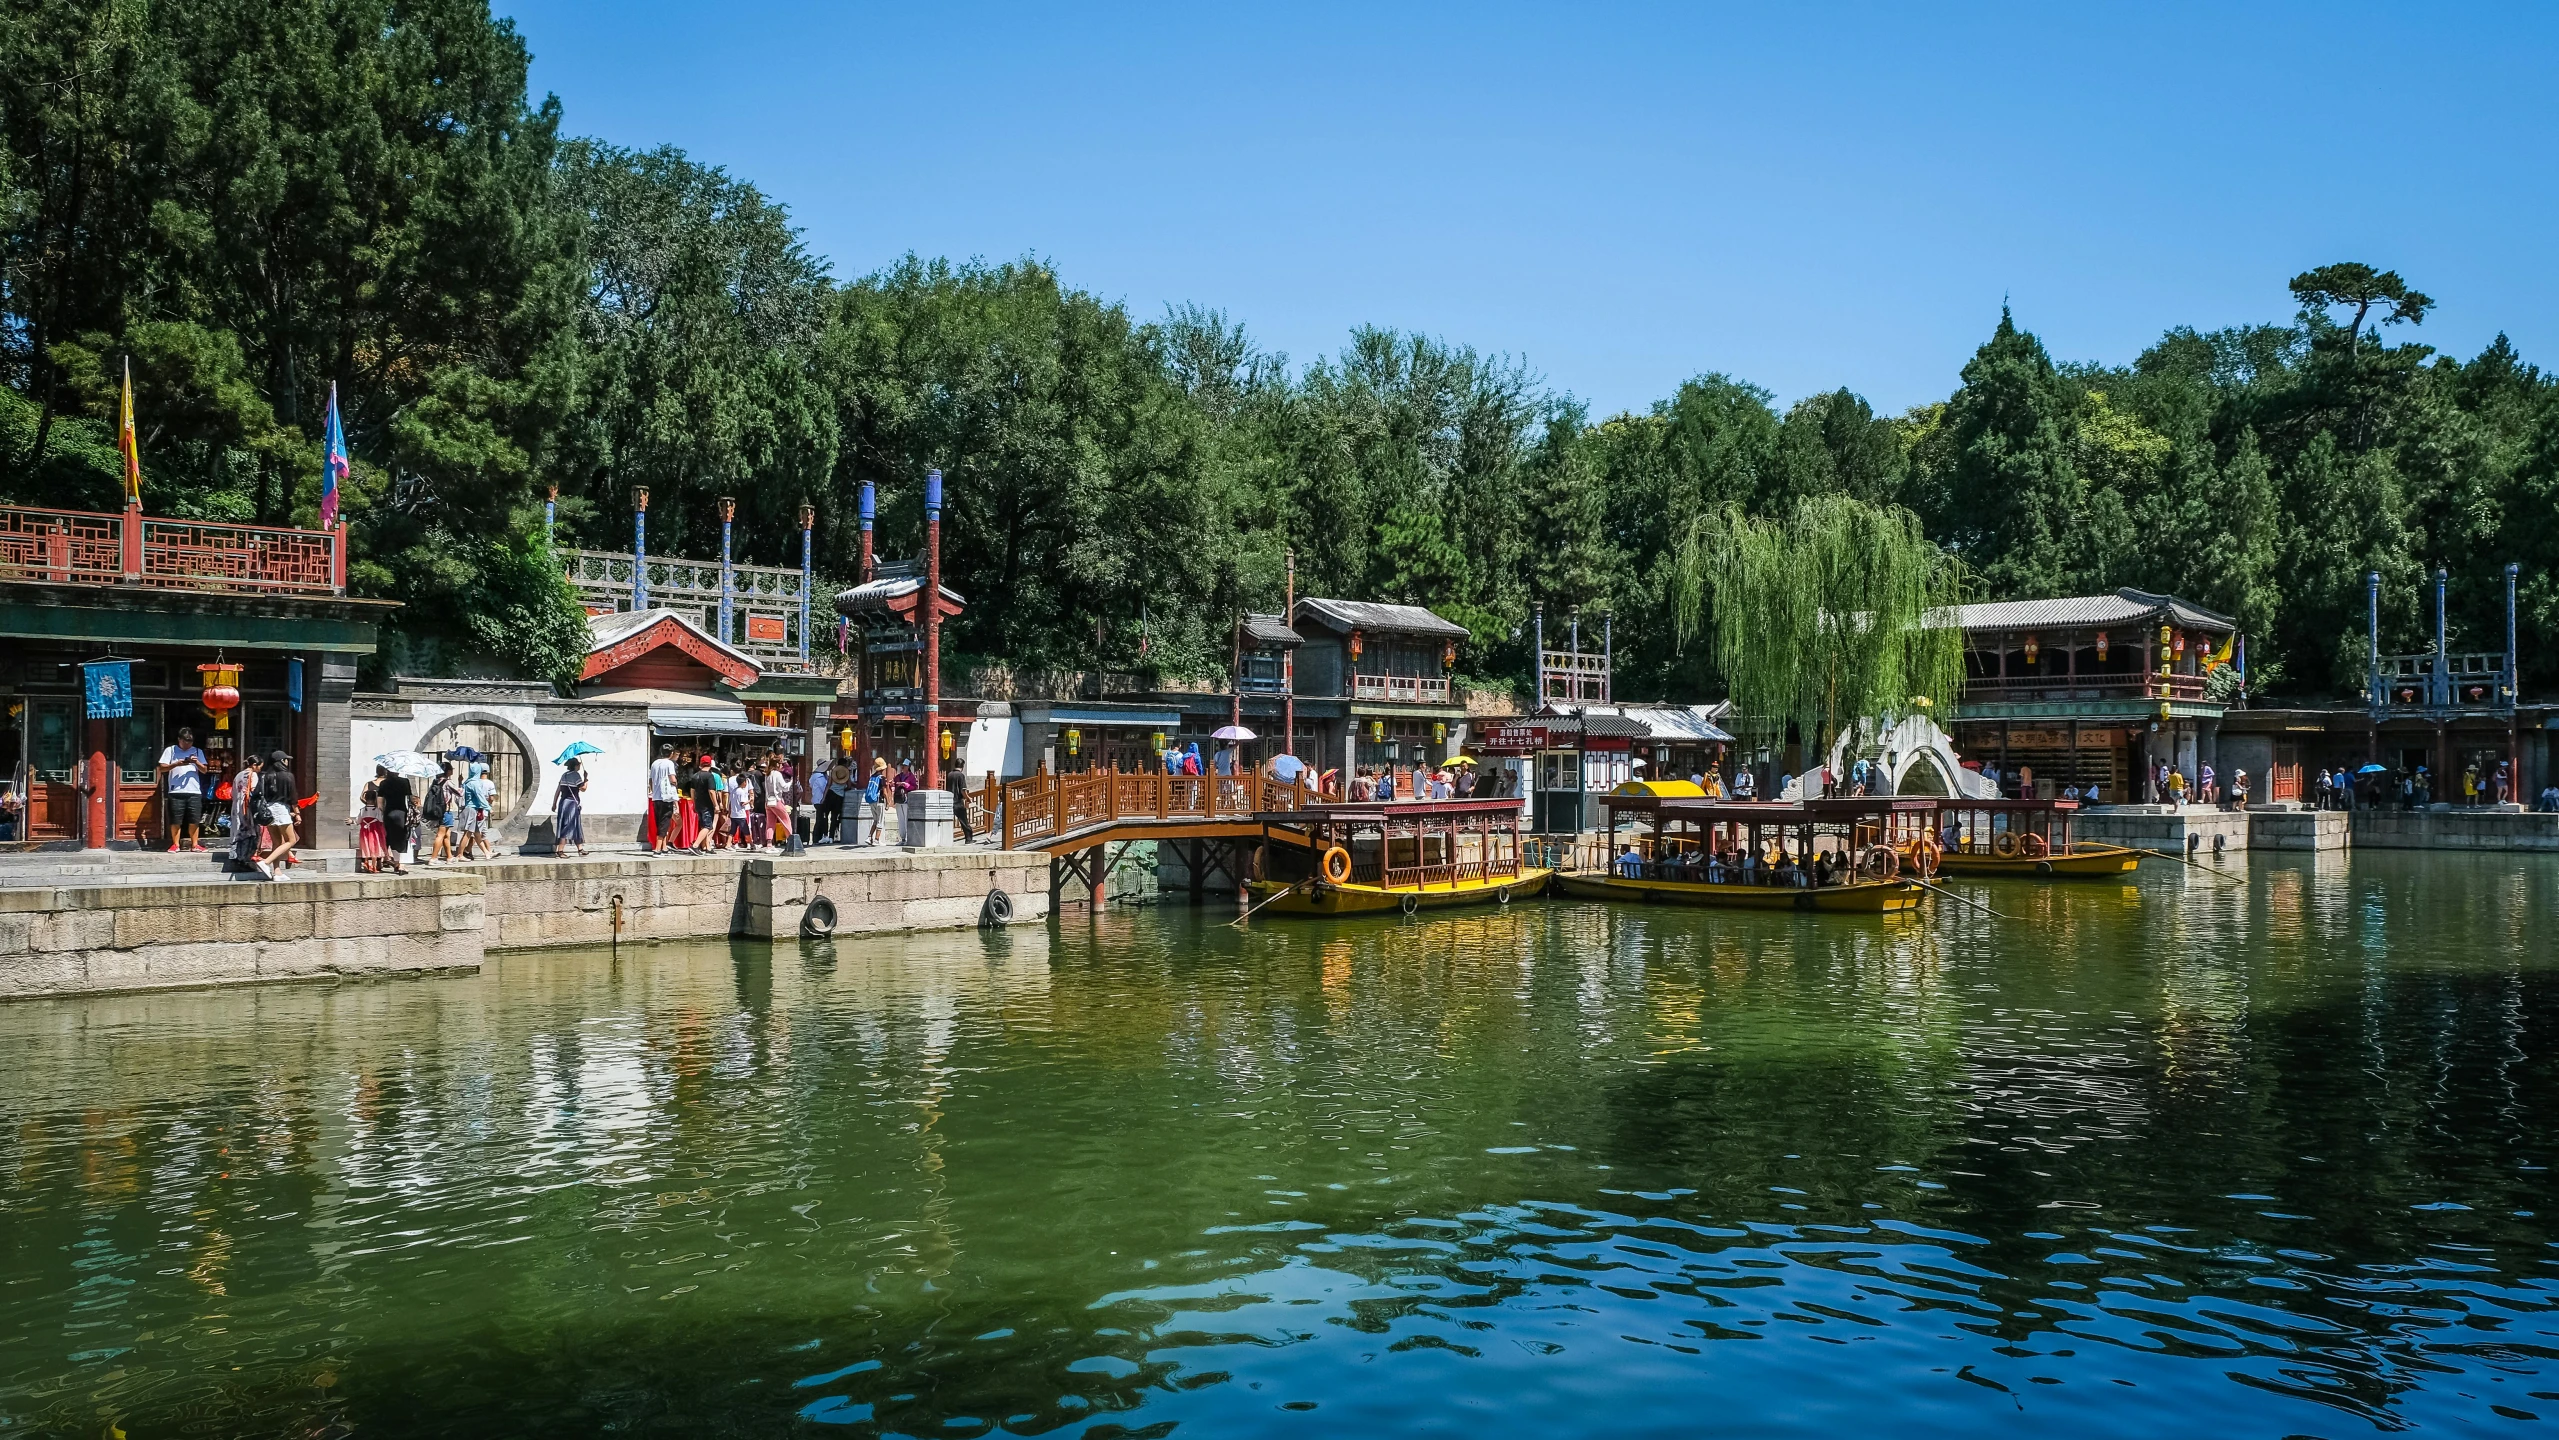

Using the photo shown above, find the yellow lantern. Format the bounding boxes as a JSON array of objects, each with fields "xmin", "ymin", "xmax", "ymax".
[
  {"xmin": 2023, "ymin": 634, "xmax": 2038, "ymax": 666},
  {"xmin": 1369, "ymin": 720, "xmax": 1385, "ymax": 743},
  {"xmin": 1065, "ymin": 727, "xmax": 1081, "ymax": 757},
  {"xmin": 837, "ymin": 725, "xmax": 854, "ymax": 755},
  {"xmin": 1151, "ymin": 731, "xmax": 1166, "ymax": 754},
  {"xmin": 1432, "ymin": 722, "xmax": 1446, "ymax": 746},
  {"xmin": 940, "ymin": 727, "xmax": 955, "ymax": 760}
]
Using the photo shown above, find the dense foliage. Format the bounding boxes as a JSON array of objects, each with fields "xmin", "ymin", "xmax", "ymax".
[{"xmin": 7, "ymin": 3, "xmax": 2556, "ymax": 699}]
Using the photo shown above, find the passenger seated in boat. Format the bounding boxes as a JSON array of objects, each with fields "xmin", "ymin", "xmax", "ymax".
[
  {"xmin": 1812, "ymin": 853, "xmax": 1834, "ymax": 886},
  {"xmin": 1616, "ymin": 844, "xmax": 1645, "ymax": 878},
  {"xmin": 1706, "ymin": 852, "xmax": 1726, "ymax": 883}
]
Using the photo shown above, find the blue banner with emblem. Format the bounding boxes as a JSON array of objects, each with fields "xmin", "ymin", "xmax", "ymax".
[
  {"xmin": 82, "ymin": 661, "xmax": 133, "ymax": 719},
  {"xmin": 288, "ymin": 658, "xmax": 304, "ymax": 713}
]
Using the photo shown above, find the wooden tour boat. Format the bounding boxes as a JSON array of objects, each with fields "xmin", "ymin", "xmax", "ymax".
[
  {"xmin": 1245, "ymin": 797, "xmax": 1552, "ymax": 917},
  {"xmin": 1548, "ymin": 782, "xmax": 1934, "ymax": 914},
  {"xmin": 1930, "ymin": 797, "xmax": 2141, "ymax": 877}
]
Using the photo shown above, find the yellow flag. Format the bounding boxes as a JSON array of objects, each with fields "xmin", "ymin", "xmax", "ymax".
[
  {"xmin": 2202, "ymin": 633, "xmax": 2235, "ymax": 672},
  {"xmin": 118, "ymin": 356, "xmax": 142, "ymax": 506}
]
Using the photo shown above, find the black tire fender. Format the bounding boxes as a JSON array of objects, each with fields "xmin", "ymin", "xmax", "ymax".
[
  {"xmin": 979, "ymin": 887, "xmax": 1015, "ymax": 928},
  {"xmin": 800, "ymin": 894, "xmax": 838, "ymax": 939}
]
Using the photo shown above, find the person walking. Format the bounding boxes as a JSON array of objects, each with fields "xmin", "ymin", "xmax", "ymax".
[
  {"xmin": 357, "ymin": 768, "xmax": 391, "ymax": 873},
  {"xmin": 853, "ymin": 757, "xmax": 888, "ymax": 846},
  {"xmin": 648, "ymin": 743, "xmax": 679, "ymax": 854},
  {"xmin": 765, "ymin": 760, "xmax": 793, "ymax": 851},
  {"xmin": 688, "ymin": 754, "xmax": 720, "ymax": 853},
  {"xmin": 458, "ymin": 761, "xmax": 496, "ymax": 859},
  {"xmin": 156, "ymin": 726, "xmax": 210, "ymax": 853},
  {"xmin": 947, "ymin": 765, "xmax": 976, "ymax": 843},
  {"xmin": 2494, "ymin": 760, "xmax": 2512, "ymax": 806},
  {"xmin": 552, "ymin": 757, "xmax": 589, "ymax": 857},
  {"xmin": 823, "ymin": 755, "xmax": 852, "ymax": 841},
  {"xmin": 808, "ymin": 761, "xmax": 833, "ymax": 842},
  {"xmin": 225, "ymin": 752, "xmax": 263, "ymax": 873},
  {"xmin": 378, "ymin": 764, "xmax": 413, "ymax": 870},
  {"xmin": 252, "ymin": 751, "xmax": 299, "ymax": 880}
]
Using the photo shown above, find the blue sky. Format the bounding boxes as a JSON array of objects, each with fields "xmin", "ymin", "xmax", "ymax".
[{"xmin": 499, "ymin": 1, "xmax": 2557, "ymax": 416}]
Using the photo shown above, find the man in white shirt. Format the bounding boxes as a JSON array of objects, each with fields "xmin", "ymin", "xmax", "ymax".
[
  {"xmin": 156, "ymin": 727, "xmax": 209, "ymax": 852},
  {"xmin": 648, "ymin": 744, "xmax": 678, "ymax": 853}
]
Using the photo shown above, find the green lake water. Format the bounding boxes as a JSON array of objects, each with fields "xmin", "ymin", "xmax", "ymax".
[{"xmin": 0, "ymin": 851, "xmax": 2553, "ymax": 1437}]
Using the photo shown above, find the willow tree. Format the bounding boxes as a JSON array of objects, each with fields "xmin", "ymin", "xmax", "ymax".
[{"xmin": 1672, "ymin": 494, "xmax": 1966, "ymax": 761}]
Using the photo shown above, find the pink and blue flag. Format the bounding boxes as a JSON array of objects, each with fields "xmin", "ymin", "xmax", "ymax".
[{"xmin": 320, "ymin": 382, "xmax": 349, "ymax": 528}]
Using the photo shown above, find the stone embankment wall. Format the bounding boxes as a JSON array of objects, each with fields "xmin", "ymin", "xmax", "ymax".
[
  {"xmin": 2352, "ymin": 810, "xmax": 2559, "ymax": 851},
  {"xmin": 2073, "ymin": 806, "xmax": 2254, "ymax": 855},
  {"xmin": 0, "ymin": 849, "xmax": 1052, "ymax": 1000},
  {"xmin": 0, "ymin": 875, "xmax": 485, "ymax": 998}
]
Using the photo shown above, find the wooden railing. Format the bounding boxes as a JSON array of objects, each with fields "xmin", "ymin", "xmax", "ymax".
[
  {"xmin": 1352, "ymin": 673, "xmax": 1452, "ymax": 704},
  {"xmin": 995, "ymin": 768, "xmax": 1326, "ymax": 851},
  {"xmin": 0, "ymin": 503, "xmax": 344, "ymax": 594}
]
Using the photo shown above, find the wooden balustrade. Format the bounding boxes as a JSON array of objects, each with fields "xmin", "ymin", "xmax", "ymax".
[
  {"xmin": 992, "ymin": 764, "xmax": 1327, "ymax": 849},
  {"xmin": 0, "ymin": 503, "xmax": 344, "ymax": 594}
]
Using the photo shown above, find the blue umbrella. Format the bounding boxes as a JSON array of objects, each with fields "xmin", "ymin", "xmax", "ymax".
[
  {"xmin": 554, "ymin": 741, "xmax": 604, "ymax": 764},
  {"xmin": 2357, "ymin": 763, "xmax": 2389, "ymax": 774},
  {"xmin": 445, "ymin": 744, "xmax": 486, "ymax": 762}
]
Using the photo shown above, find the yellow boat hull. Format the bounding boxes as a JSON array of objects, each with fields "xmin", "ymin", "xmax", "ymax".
[
  {"xmin": 1550, "ymin": 872, "xmax": 1923, "ymax": 913},
  {"xmin": 1934, "ymin": 846, "xmax": 2141, "ymax": 878},
  {"xmin": 1245, "ymin": 869, "xmax": 1552, "ymax": 916}
]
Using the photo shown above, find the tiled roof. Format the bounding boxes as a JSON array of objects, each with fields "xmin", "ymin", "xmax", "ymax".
[
  {"xmin": 1241, "ymin": 613, "xmax": 1302, "ymax": 647},
  {"xmin": 1935, "ymin": 587, "xmax": 2234, "ymax": 634},
  {"xmin": 584, "ymin": 607, "xmax": 759, "ymax": 670},
  {"xmin": 833, "ymin": 575, "xmax": 966, "ymax": 616},
  {"xmin": 1294, "ymin": 597, "xmax": 1471, "ymax": 639}
]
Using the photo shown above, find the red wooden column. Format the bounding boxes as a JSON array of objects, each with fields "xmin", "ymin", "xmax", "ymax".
[
  {"xmin": 1088, "ymin": 844, "xmax": 1107, "ymax": 911},
  {"xmin": 83, "ymin": 716, "xmax": 112, "ymax": 849}
]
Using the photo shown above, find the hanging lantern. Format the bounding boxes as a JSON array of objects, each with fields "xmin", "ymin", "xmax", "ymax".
[
  {"xmin": 1442, "ymin": 641, "xmax": 1458, "ymax": 668},
  {"xmin": 1432, "ymin": 722, "xmax": 1446, "ymax": 746},
  {"xmin": 837, "ymin": 725, "xmax": 854, "ymax": 755},
  {"xmin": 1349, "ymin": 629, "xmax": 1364, "ymax": 661},
  {"xmin": 2095, "ymin": 631, "xmax": 2109, "ymax": 662},
  {"xmin": 1151, "ymin": 731, "xmax": 1167, "ymax": 754},
  {"xmin": 2172, "ymin": 630, "xmax": 2186, "ymax": 657},
  {"xmin": 760, "ymin": 707, "xmax": 779, "ymax": 728},
  {"xmin": 1065, "ymin": 728, "xmax": 1081, "ymax": 757},
  {"xmin": 1369, "ymin": 720, "xmax": 1385, "ymax": 743},
  {"xmin": 198, "ymin": 661, "xmax": 243, "ymax": 731},
  {"xmin": 940, "ymin": 727, "xmax": 956, "ymax": 760}
]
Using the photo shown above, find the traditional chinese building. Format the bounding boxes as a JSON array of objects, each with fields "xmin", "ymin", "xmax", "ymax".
[
  {"xmin": 1943, "ymin": 588, "xmax": 2239, "ymax": 801},
  {"xmin": 1286, "ymin": 598, "xmax": 1472, "ymax": 781},
  {"xmin": 0, "ymin": 499, "xmax": 390, "ymax": 847}
]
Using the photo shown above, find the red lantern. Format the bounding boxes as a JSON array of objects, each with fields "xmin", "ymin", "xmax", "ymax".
[
  {"xmin": 198, "ymin": 661, "xmax": 243, "ymax": 731},
  {"xmin": 2023, "ymin": 634, "xmax": 2039, "ymax": 666},
  {"xmin": 2095, "ymin": 631, "xmax": 2109, "ymax": 662},
  {"xmin": 1349, "ymin": 629, "xmax": 1364, "ymax": 661}
]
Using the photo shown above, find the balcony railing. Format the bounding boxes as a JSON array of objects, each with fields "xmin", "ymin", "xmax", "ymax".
[
  {"xmin": 565, "ymin": 546, "xmax": 839, "ymax": 673},
  {"xmin": 1353, "ymin": 672, "xmax": 1452, "ymax": 704},
  {"xmin": 2372, "ymin": 652, "xmax": 2513, "ymax": 713},
  {"xmin": 0, "ymin": 503, "xmax": 344, "ymax": 595},
  {"xmin": 1960, "ymin": 673, "xmax": 2208, "ymax": 703},
  {"xmin": 1540, "ymin": 650, "xmax": 1609, "ymax": 704}
]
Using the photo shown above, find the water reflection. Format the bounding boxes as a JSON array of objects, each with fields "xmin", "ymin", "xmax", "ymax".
[{"xmin": 0, "ymin": 852, "xmax": 2552, "ymax": 1437}]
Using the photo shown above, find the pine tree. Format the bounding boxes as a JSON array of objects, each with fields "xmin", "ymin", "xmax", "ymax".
[{"xmin": 1938, "ymin": 310, "xmax": 2099, "ymax": 597}]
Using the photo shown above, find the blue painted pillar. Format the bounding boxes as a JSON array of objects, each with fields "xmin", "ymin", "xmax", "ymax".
[
  {"xmin": 717, "ymin": 495, "xmax": 736, "ymax": 642},
  {"xmin": 2434, "ymin": 567, "xmax": 2449, "ymax": 707},
  {"xmin": 799, "ymin": 501, "xmax": 814, "ymax": 666},
  {"xmin": 632, "ymin": 486, "xmax": 650, "ymax": 611}
]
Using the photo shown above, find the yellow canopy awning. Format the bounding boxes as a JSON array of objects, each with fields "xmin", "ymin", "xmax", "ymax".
[{"xmin": 1610, "ymin": 779, "xmax": 1706, "ymax": 798}]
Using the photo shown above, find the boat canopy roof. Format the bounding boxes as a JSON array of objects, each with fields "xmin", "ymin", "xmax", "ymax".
[
  {"xmin": 1611, "ymin": 779, "xmax": 1706, "ymax": 799},
  {"xmin": 1602, "ymin": 794, "xmax": 1939, "ymax": 824},
  {"xmin": 1262, "ymin": 797, "xmax": 1525, "ymax": 826},
  {"xmin": 1933, "ymin": 797, "xmax": 2081, "ymax": 812}
]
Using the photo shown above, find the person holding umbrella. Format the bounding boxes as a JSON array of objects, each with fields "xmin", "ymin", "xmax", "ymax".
[{"xmin": 550, "ymin": 742, "xmax": 601, "ymax": 857}]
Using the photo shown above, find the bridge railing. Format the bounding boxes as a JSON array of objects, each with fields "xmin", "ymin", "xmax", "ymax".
[{"xmin": 995, "ymin": 766, "xmax": 1327, "ymax": 851}]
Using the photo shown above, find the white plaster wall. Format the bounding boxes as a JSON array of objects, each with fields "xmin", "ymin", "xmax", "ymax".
[{"xmin": 347, "ymin": 701, "xmax": 650, "ymax": 825}]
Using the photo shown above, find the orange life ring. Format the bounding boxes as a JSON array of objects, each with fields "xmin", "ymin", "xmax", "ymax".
[
  {"xmin": 2021, "ymin": 832, "xmax": 2050, "ymax": 859},
  {"xmin": 1915, "ymin": 839, "xmax": 1942, "ymax": 877},
  {"xmin": 1861, "ymin": 844, "xmax": 1898, "ymax": 881},
  {"xmin": 1321, "ymin": 845, "xmax": 1352, "ymax": 885},
  {"xmin": 1991, "ymin": 832, "xmax": 2021, "ymax": 859}
]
